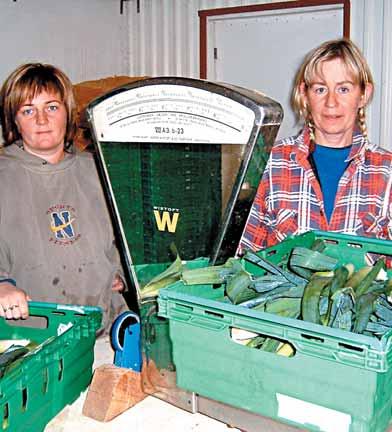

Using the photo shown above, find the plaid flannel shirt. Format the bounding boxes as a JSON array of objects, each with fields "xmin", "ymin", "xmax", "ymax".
[{"xmin": 239, "ymin": 128, "xmax": 392, "ymax": 254}]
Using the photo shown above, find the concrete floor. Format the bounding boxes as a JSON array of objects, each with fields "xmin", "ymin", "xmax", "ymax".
[{"xmin": 45, "ymin": 337, "xmax": 239, "ymax": 432}]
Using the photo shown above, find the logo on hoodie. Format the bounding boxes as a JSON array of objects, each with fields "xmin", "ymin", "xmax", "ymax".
[{"xmin": 47, "ymin": 204, "xmax": 81, "ymax": 245}]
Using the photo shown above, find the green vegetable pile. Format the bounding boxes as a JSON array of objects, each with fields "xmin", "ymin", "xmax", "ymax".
[
  {"xmin": 179, "ymin": 240, "xmax": 392, "ymax": 343},
  {"xmin": 139, "ymin": 239, "xmax": 392, "ymax": 354},
  {"xmin": 0, "ymin": 339, "xmax": 37, "ymax": 378}
]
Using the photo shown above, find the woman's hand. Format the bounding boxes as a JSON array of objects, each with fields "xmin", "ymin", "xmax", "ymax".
[
  {"xmin": 111, "ymin": 275, "xmax": 125, "ymax": 293},
  {"xmin": 0, "ymin": 283, "xmax": 30, "ymax": 319}
]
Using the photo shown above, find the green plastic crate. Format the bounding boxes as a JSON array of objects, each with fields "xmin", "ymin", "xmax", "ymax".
[
  {"xmin": 158, "ymin": 231, "xmax": 392, "ymax": 432},
  {"xmin": 0, "ymin": 301, "xmax": 102, "ymax": 432}
]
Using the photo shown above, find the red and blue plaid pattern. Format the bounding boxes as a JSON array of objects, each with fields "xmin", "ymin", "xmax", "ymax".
[{"xmin": 239, "ymin": 128, "xmax": 392, "ymax": 254}]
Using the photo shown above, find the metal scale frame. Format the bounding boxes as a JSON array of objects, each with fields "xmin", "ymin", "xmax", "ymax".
[{"xmin": 87, "ymin": 77, "xmax": 293, "ymax": 431}]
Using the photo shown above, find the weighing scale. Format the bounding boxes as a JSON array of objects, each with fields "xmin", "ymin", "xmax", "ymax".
[{"xmin": 87, "ymin": 77, "xmax": 291, "ymax": 431}]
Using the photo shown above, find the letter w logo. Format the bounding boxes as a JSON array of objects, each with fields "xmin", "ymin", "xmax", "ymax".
[
  {"xmin": 153, "ymin": 210, "xmax": 179, "ymax": 233},
  {"xmin": 50, "ymin": 211, "xmax": 75, "ymax": 239}
]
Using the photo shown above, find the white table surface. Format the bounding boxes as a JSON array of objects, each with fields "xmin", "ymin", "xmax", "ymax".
[{"xmin": 45, "ymin": 336, "xmax": 239, "ymax": 432}]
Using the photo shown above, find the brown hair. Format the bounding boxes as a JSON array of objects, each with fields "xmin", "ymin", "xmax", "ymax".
[
  {"xmin": 0, "ymin": 63, "xmax": 76, "ymax": 146},
  {"xmin": 292, "ymin": 38, "xmax": 374, "ymax": 135}
]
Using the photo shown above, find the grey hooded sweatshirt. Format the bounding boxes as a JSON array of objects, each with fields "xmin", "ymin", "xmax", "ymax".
[{"xmin": 0, "ymin": 143, "xmax": 127, "ymax": 332}]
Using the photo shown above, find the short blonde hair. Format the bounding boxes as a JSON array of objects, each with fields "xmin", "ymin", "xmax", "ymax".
[
  {"xmin": 0, "ymin": 63, "xmax": 76, "ymax": 146},
  {"xmin": 292, "ymin": 38, "xmax": 374, "ymax": 123}
]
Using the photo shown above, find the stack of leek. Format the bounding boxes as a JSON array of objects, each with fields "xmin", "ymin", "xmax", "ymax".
[
  {"xmin": 180, "ymin": 240, "xmax": 392, "ymax": 353},
  {"xmin": 0, "ymin": 339, "xmax": 37, "ymax": 378},
  {"xmin": 139, "ymin": 254, "xmax": 184, "ymax": 299}
]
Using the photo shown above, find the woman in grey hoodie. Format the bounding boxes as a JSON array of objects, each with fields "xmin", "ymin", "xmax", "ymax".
[{"xmin": 0, "ymin": 63, "xmax": 127, "ymax": 332}]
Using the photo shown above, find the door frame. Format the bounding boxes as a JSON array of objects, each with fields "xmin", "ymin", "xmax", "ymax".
[{"xmin": 198, "ymin": 0, "xmax": 351, "ymax": 79}]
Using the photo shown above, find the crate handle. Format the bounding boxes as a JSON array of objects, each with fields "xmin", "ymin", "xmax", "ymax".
[
  {"xmin": 231, "ymin": 314, "xmax": 369, "ymax": 362},
  {"xmin": 300, "ymin": 333, "xmax": 324, "ymax": 344},
  {"xmin": 338, "ymin": 342, "xmax": 364, "ymax": 353},
  {"xmin": 230, "ymin": 327, "xmax": 296, "ymax": 357},
  {"xmin": 204, "ymin": 310, "xmax": 224, "ymax": 319}
]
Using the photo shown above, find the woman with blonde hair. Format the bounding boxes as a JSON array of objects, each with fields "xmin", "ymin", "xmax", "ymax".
[{"xmin": 239, "ymin": 38, "xmax": 392, "ymax": 253}]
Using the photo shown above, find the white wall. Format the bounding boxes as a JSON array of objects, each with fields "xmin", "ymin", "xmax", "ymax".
[
  {"xmin": 127, "ymin": 0, "xmax": 392, "ymax": 149},
  {"xmin": 350, "ymin": 0, "xmax": 385, "ymax": 148},
  {"xmin": 0, "ymin": 0, "xmax": 390, "ymax": 147},
  {"xmin": 128, "ymin": 0, "xmax": 268, "ymax": 78},
  {"xmin": 0, "ymin": 0, "xmax": 129, "ymax": 84}
]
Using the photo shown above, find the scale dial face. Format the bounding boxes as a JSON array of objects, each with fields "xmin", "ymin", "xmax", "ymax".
[{"xmin": 91, "ymin": 84, "xmax": 256, "ymax": 144}]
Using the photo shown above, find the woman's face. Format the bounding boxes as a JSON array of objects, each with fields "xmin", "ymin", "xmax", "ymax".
[
  {"xmin": 15, "ymin": 89, "xmax": 67, "ymax": 157},
  {"xmin": 301, "ymin": 57, "xmax": 372, "ymax": 147}
]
